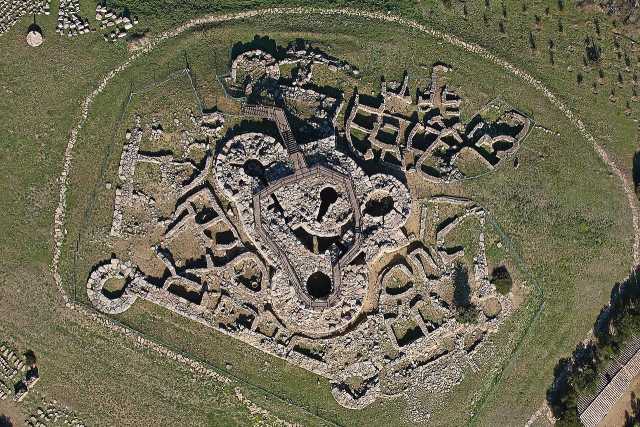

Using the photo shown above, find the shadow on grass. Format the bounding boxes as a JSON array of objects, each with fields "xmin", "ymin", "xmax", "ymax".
[{"xmin": 633, "ymin": 151, "xmax": 640, "ymax": 199}]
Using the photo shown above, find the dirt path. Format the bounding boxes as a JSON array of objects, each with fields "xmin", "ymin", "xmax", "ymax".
[{"xmin": 48, "ymin": 7, "xmax": 640, "ymax": 425}]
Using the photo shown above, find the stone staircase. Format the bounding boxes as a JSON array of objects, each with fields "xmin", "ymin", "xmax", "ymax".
[
  {"xmin": 240, "ymin": 103, "xmax": 302, "ymax": 156},
  {"xmin": 579, "ymin": 336, "xmax": 640, "ymax": 427}
]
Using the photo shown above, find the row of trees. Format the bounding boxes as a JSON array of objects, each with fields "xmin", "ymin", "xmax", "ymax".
[{"xmin": 548, "ymin": 268, "xmax": 640, "ymax": 426}]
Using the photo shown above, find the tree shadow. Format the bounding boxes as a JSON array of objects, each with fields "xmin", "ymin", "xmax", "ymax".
[
  {"xmin": 451, "ymin": 263, "xmax": 479, "ymax": 324},
  {"xmin": 230, "ymin": 35, "xmax": 286, "ymax": 64},
  {"xmin": 27, "ymin": 23, "xmax": 42, "ymax": 35},
  {"xmin": 453, "ymin": 263, "xmax": 471, "ymax": 307},
  {"xmin": 624, "ymin": 391, "xmax": 640, "ymax": 426},
  {"xmin": 632, "ymin": 151, "xmax": 640, "ymax": 197},
  {"xmin": 23, "ymin": 349, "xmax": 36, "ymax": 367}
]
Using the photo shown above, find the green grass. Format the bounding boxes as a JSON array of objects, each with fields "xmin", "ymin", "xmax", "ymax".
[{"xmin": 0, "ymin": 1, "xmax": 638, "ymax": 426}]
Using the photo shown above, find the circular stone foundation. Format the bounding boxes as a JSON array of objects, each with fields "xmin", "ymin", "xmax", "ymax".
[
  {"xmin": 26, "ymin": 30, "xmax": 43, "ymax": 47},
  {"xmin": 306, "ymin": 271, "xmax": 332, "ymax": 300},
  {"xmin": 86, "ymin": 259, "xmax": 139, "ymax": 314}
]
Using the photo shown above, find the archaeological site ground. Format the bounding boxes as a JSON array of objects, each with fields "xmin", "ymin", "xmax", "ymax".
[{"xmin": 1, "ymin": 1, "xmax": 640, "ymax": 426}]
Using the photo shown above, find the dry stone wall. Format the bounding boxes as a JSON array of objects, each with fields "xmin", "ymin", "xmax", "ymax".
[
  {"xmin": 77, "ymin": 43, "xmax": 517, "ymax": 411},
  {"xmin": 49, "ymin": 7, "xmax": 638, "ymax": 418}
]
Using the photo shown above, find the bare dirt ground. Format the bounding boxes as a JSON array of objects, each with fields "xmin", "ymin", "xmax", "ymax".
[
  {"xmin": 0, "ymin": 399, "xmax": 25, "ymax": 427},
  {"xmin": 598, "ymin": 375, "xmax": 640, "ymax": 427}
]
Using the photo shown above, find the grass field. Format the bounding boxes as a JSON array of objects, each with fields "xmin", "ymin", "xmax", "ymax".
[{"xmin": 0, "ymin": 1, "xmax": 638, "ymax": 426}]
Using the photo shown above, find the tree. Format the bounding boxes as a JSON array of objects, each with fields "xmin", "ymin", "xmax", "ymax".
[
  {"xmin": 24, "ymin": 349, "xmax": 36, "ymax": 367},
  {"xmin": 586, "ymin": 36, "xmax": 602, "ymax": 63},
  {"xmin": 529, "ymin": 31, "xmax": 536, "ymax": 50},
  {"xmin": 0, "ymin": 415, "xmax": 12, "ymax": 427},
  {"xmin": 547, "ymin": 270, "xmax": 640, "ymax": 425},
  {"xmin": 548, "ymin": 364, "xmax": 582, "ymax": 426},
  {"xmin": 491, "ymin": 266, "xmax": 513, "ymax": 295}
]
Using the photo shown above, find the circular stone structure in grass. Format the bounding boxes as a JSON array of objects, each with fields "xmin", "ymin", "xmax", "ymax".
[
  {"xmin": 56, "ymin": 9, "xmax": 635, "ymax": 420},
  {"xmin": 86, "ymin": 259, "xmax": 138, "ymax": 315},
  {"xmin": 26, "ymin": 26, "xmax": 43, "ymax": 47}
]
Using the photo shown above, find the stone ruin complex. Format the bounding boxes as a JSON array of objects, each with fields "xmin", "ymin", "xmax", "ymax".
[
  {"xmin": 0, "ymin": 344, "xmax": 24, "ymax": 401},
  {"xmin": 96, "ymin": 3, "xmax": 139, "ymax": 42},
  {"xmin": 85, "ymin": 41, "xmax": 530, "ymax": 409},
  {"xmin": 0, "ymin": 0, "xmax": 138, "ymax": 43},
  {"xmin": 0, "ymin": 0, "xmax": 49, "ymax": 36},
  {"xmin": 345, "ymin": 63, "xmax": 530, "ymax": 183},
  {"xmin": 0, "ymin": 343, "xmax": 40, "ymax": 404},
  {"xmin": 24, "ymin": 401, "xmax": 86, "ymax": 427}
]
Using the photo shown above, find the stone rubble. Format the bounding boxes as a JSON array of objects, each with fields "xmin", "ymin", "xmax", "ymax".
[
  {"xmin": 345, "ymin": 66, "xmax": 532, "ymax": 184},
  {"xmin": 96, "ymin": 3, "xmax": 139, "ymax": 42},
  {"xmin": 0, "ymin": 343, "xmax": 41, "ymax": 403},
  {"xmin": 56, "ymin": 0, "xmax": 92, "ymax": 37},
  {"xmin": 78, "ymin": 43, "xmax": 516, "ymax": 411},
  {"xmin": 48, "ymin": 7, "xmax": 640, "ymax": 421},
  {"xmin": 0, "ymin": 343, "xmax": 24, "ymax": 402},
  {"xmin": 25, "ymin": 400, "xmax": 86, "ymax": 427},
  {"xmin": 0, "ymin": 0, "xmax": 49, "ymax": 35},
  {"xmin": 0, "ymin": 344, "xmax": 23, "ymax": 382}
]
